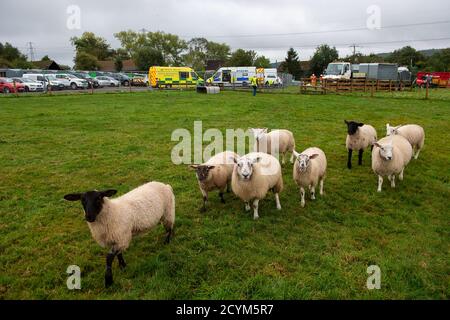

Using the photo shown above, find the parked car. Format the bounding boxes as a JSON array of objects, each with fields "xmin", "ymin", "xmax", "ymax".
[
  {"xmin": 0, "ymin": 77, "xmax": 25, "ymax": 93},
  {"xmin": 71, "ymin": 72, "xmax": 99, "ymax": 88},
  {"xmin": 44, "ymin": 75, "xmax": 66, "ymax": 90},
  {"xmin": 12, "ymin": 78, "xmax": 44, "ymax": 92},
  {"xmin": 95, "ymin": 76, "xmax": 120, "ymax": 87},
  {"xmin": 58, "ymin": 74, "xmax": 89, "ymax": 90},
  {"xmin": 109, "ymin": 73, "xmax": 130, "ymax": 86}
]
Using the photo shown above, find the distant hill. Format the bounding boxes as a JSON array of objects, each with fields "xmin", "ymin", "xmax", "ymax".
[{"xmin": 376, "ymin": 48, "xmax": 443, "ymax": 58}]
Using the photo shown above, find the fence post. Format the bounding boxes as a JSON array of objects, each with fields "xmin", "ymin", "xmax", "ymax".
[
  {"xmin": 389, "ymin": 80, "xmax": 392, "ymax": 92},
  {"xmin": 371, "ymin": 80, "xmax": 374, "ymax": 97},
  {"xmin": 350, "ymin": 79, "xmax": 353, "ymax": 93},
  {"xmin": 425, "ymin": 81, "xmax": 429, "ymax": 99}
]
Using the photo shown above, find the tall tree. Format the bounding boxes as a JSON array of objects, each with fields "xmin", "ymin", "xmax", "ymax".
[
  {"xmin": 71, "ymin": 32, "xmax": 112, "ymax": 60},
  {"xmin": 227, "ymin": 49, "xmax": 257, "ymax": 66},
  {"xmin": 254, "ymin": 55, "xmax": 271, "ymax": 68},
  {"xmin": 280, "ymin": 48, "xmax": 302, "ymax": 79},
  {"xmin": 115, "ymin": 30, "xmax": 187, "ymax": 66},
  {"xmin": 73, "ymin": 51, "xmax": 99, "ymax": 70},
  {"xmin": 0, "ymin": 42, "xmax": 33, "ymax": 68},
  {"xmin": 310, "ymin": 44, "xmax": 339, "ymax": 76},
  {"xmin": 133, "ymin": 46, "xmax": 165, "ymax": 70},
  {"xmin": 427, "ymin": 48, "xmax": 450, "ymax": 71},
  {"xmin": 387, "ymin": 46, "xmax": 425, "ymax": 67},
  {"xmin": 183, "ymin": 38, "xmax": 231, "ymax": 70}
]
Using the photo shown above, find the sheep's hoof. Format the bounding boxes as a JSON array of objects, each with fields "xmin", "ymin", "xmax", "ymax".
[
  {"xmin": 220, "ymin": 198, "xmax": 226, "ymax": 204},
  {"xmin": 119, "ymin": 262, "xmax": 127, "ymax": 270},
  {"xmin": 199, "ymin": 206, "xmax": 207, "ymax": 213},
  {"xmin": 301, "ymin": 202, "xmax": 305, "ymax": 208},
  {"xmin": 105, "ymin": 275, "xmax": 113, "ymax": 288},
  {"xmin": 253, "ymin": 215, "xmax": 259, "ymax": 220},
  {"xmin": 276, "ymin": 205, "xmax": 282, "ymax": 210}
]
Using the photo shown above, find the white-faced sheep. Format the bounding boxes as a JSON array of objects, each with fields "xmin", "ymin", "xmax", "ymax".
[
  {"xmin": 292, "ymin": 147, "xmax": 327, "ymax": 207},
  {"xmin": 345, "ymin": 120, "xmax": 378, "ymax": 169},
  {"xmin": 189, "ymin": 151, "xmax": 239, "ymax": 212},
  {"xmin": 372, "ymin": 135, "xmax": 413, "ymax": 192},
  {"xmin": 231, "ymin": 152, "xmax": 283, "ymax": 220},
  {"xmin": 63, "ymin": 181, "xmax": 175, "ymax": 287},
  {"xmin": 250, "ymin": 128, "xmax": 296, "ymax": 164},
  {"xmin": 386, "ymin": 123, "xmax": 425, "ymax": 159}
]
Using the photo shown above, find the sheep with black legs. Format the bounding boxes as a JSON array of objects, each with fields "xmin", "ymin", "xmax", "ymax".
[
  {"xmin": 63, "ymin": 181, "xmax": 175, "ymax": 288},
  {"xmin": 231, "ymin": 152, "xmax": 283, "ymax": 220},
  {"xmin": 189, "ymin": 151, "xmax": 239, "ymax": 212},
  {"xmin": 292, "ymin": 147, "xmax": 327, "ymax": 207},
  {"xmin": 386, "ymin": 123, "xmax": 425, "ymax": 159},
  {"xmin": 249, "ymin": 128, "xmax": 296, "ymax": 164},
  {"xmin": 372, "ymin": 135, "xmax": 413, "ymax": 192},
  {"xmin": 345, "ymin": 120, "xmax": 378, "ymax": 169}
]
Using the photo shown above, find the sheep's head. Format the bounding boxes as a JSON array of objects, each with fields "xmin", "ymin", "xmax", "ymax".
[
  {"xmin": 386, "ymin": 123, "xmax": 401, "ymax": 136},
  {"xmin": 189, "ymin": 165, "xmax": 215, "ymax": 182},
  {"xmin": 63, "ymin": 190, "xmax": 117, "ymax": 222},
  {"xmin": 345, "ymin": 120, "xmax": 364, "ymax": 135},
  {"xmin": 293, "ymin": 150, "xmax": 319, "ymax": 172},
  {"xmin": 249, "ymin": 128, "xmax": 268, "ymax": 141},
  {"xmin": 373, "ymin": 141, "xmax": 393, "ymax": 161},
  {"xmin": 234, "ymin": 155, "xmax": 262, "ymax": 180}
]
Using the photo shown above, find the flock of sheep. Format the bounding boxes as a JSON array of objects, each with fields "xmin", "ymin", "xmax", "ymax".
[{"xmin": 63, "ymin": 122, "xmax": 424, "ymax": 287}]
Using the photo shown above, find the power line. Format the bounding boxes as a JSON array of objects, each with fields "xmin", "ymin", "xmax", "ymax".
[
  {"xmin": 178, "ymin": 20, "xmax": 450, "ymax": 39},
  {"xmin": 236, "ymin": 37, "xmax": 450, "ymax": 50}
]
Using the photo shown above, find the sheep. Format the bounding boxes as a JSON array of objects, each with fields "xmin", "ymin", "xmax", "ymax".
[
  {"xmin": 249, "ymin": 128, "xmax": 296, "ymax": 164},
  {"xmin": 372, "ymin": 135, "xmax": 413, "ymax": 192},
  {"xmin": 63, "ymin": 181, "xmax": 175, "ymax": 288},
  {"xmin": 292, "ymin": 147, "xmax": 327, "ymax": 207},
  {"xmin": 344, "ymin": 120, "xmax": 378, "ymax": 169},
  {"xmin": 231, "ymin": 152, "xmax": 283, "ymax": 220},
  {"xmin": 189, "ymin": 151, "xmax": 239, "ymax": 212},
  {"xmin": 386, "ymin": 123, "xmax": 425, "ymax": 159}
]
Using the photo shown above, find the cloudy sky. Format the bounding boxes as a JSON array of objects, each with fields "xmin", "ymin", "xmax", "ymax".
[{"xmin": 1, "ymin": 0, "xmax": 449, "ymax": 66}]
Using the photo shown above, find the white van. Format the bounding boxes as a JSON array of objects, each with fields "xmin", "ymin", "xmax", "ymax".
[{"xmin": 207, "ymin": 67, "xmax": 256, "ymax": 86}]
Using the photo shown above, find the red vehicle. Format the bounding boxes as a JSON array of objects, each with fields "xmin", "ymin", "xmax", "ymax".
[
  {"xmin": 416, "ymin": 72, "xmax": 450, "ymax": 88},
  {"xmin": 0, "ymin": 77, "xmax": 26, "ymax": 93}
]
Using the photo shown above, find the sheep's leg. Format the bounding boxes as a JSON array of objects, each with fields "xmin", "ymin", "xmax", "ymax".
[
  {"xmin": 275, "ymin": 193, "xmax": 281, "ymax": 210},
  {"xmin": 200, "ymin": 190, "xmax": 208, "ymax": 213},
  {"xmin": 226, "ymin": 181, "xmax": 231, "ymax": 193},
  {"xmin": 347, "ymin": 149, "xmax": 353, "ymax": 169},
  {"xmin": 377, "ymin": 176, "xmax": 383, "ymax": 192},
  {"xmin": 358, "ymin": 149, "xmax": 363, "ymax": 165},
  {"xmin": 414, "ymin": 148, "xmax": 421, "ymax": 160},
  {"xmin": 290, "ymin": 152, "xmax": 294, "ymax": 164},
  {"xmin": 300, "ymin": 187, "xmax": 305, "ymax": 207},
  {"xmin": 219, "ymin": 187, "xmax": 226, "ymax": 204},
  {"xmin": 390, "ymin": 175, "xmax": 396, "ymax": 188},
  {"xmin": 164, "ymin": 225, "xmax": 174, "ymax": 244},
  {"xmin": 310, "ymin": 185, "xmax": 316, "ymax": 200},
  {"xmin": 252, "ymin": 199, "xmax": 260, "ymax": 220},
  {"xmin": 105, "ymin": 250, "xmax": 118, "ymax": 288},
  {"xmin": 319, "ymin": 179, "xmax": 324, "ymax": 195},
  {"xmin": 245, "ymin": 202, "xmax": 251, "ymax": 211},
  {"xmin": 399, "ymin": 169, "xmax": 404, "ymax": 181},
  {"xmin": 117, "ymin": 253, "xmax": 126, "ymax": 270},
  {"xmin": 282, "ymin": 152, "xmax": 286, "ymax": 165}
]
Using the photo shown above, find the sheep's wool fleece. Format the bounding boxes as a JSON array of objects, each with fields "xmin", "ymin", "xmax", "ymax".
[
  {"xmin": 231, "ymin": 152, "xmax": 283, "ymax": 202},
  {"xmin": 199, "ymin": 151, "xmax": 238, "ymax": 192},
  {"xmin": 293, "ymin": 147, "xmax": 327, "ymax": 188},
  {"xmin": 87, "ymin": 182, "xmax": 174, "ymax": 251},
  {"xmin": 396, "ymin": 124, "xmax": 425, "ymax": 148},
  {"xmin": 372, "ymin": 135, "xmax": 413, "ymax": 177},
  {"xmin": 346, "ymin": 125, "xmax": 377, "ymax": 150}
]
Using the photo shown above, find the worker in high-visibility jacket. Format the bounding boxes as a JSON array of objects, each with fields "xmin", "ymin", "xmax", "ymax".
[{"xmin": 251, "ymin": 75, "xmax": 258, "ymax": 96}]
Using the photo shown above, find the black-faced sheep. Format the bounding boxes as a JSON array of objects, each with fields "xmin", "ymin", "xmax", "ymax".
[{"xmin": 345, "ymin": 120, "xmax": 378, "ymax": 169}]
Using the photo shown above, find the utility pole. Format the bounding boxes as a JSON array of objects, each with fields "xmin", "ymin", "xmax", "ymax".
[
  {"xmin": 349, "ymin": 44, "xmax": 361, "ymax": 56},
  {"xmin": 27, "ymin": 42, "xmax": 35, "ymax": 62},
  {"xmin": 139, "ymin": 28, "xmax": 148, "ymax": 34}
]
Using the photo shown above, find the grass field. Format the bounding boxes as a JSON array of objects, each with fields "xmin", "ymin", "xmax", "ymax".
[{"xmin": 0, "ymin": 89, "xmax": 449, "ymax": 299}]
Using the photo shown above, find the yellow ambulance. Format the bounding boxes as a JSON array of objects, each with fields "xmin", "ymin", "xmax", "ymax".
[{"xmin": 148, "ymin": 66, "xmax": 203, "ymax": 88}]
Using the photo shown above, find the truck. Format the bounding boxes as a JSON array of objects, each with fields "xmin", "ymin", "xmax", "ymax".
[
  {"xmin": 323, "ymin": 62, "xmax": 403, "ymax": 81},
  {"xmin": 323, "ymin": 62, "xmax": 353, "ymax": 80},
  {"xmin": 148, "ymin": 66, "xmax": 203, "ymax": 88},
  {"xmin": 416, "ymin": 72, "xmax": 450, "ymax": 88}
]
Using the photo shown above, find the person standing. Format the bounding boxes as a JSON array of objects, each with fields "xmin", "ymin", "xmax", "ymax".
[{"xmin": 251, "ymin": 75, "xmax": 257, "ymax": 96}]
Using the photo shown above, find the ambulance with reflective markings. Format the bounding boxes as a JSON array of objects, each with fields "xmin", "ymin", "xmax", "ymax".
[
  {"xmin": 148, "ymin": 66, "xmax": 203, "ymax": 88},
  {"xmin": 206, "ymin": 66, "xmax": 256, "ymax": 87}
]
